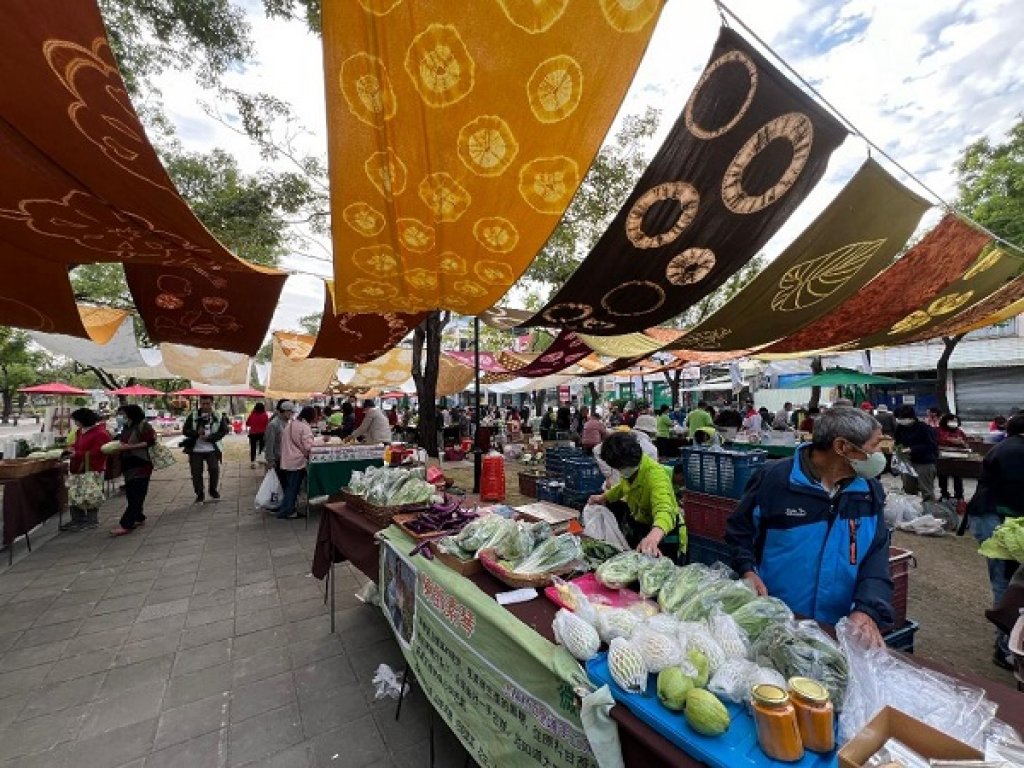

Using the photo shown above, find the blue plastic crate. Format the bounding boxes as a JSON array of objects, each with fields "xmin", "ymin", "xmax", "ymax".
[
  {"xmin": 586, "ymin": 654, "xmax": 837, "ymax": 768},
  {"xmin": 563, "ymin": 457, "xmax": 604, "ymax": 494},
  {"xmin": 536, "ymin": 479, "xmax": 564, "ymax": 504},
  {"xmin": 544, "ymin": 446, "xmax": 582, "ymax": 478},
  {"xmin": 679, "ymin": 448, "xmax": 766, "ymax": 499},
  {"xmin": 686, "ymin": 534, "xmax": 732, "ymax": 568}
]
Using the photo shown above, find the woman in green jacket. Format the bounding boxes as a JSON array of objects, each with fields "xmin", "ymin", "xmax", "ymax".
[{"xmin": 588, "ymin": 432, "xmax": 684, "ymax": 560}]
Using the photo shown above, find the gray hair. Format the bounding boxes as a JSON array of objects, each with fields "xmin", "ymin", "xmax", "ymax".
[{"xmin": 811, "ymin": 407, "xmax": 880, "ymax": 450}]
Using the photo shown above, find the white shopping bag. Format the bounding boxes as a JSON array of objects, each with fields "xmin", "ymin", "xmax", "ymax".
[
  {"xmin": 255, "ymin": 470, "xmax": 282, "ymax": 510},
  {"xmin": 582, "ymin": 504, "xmax": 630, "ymax": 551}
]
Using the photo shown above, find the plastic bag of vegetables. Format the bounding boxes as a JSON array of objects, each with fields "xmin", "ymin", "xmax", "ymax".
[
  {"xmin": 437, "ymin": 516, "xmax": 508, "ymax": 558},
  {"xmin": 657, "ymin": 563, "xmax": 722, "ymax": 614},
  {"xmin": 708, "ymin": 658, "xmax": 787, "ymax": 704},
  {"xmin": 597, "ymin": 607, "xmax": 642, "ymax": 643},
  {"xmin": 630, "ymin": 625, "xmax": 684, "ymax": 673},
  {"xmin": 674, "ymin": 578, "xmax": 756, "ymax": 622},
  {"xmin": 677, "ymin": 622, "xmax": 727, "ymax": 675},
  {"xmin": 639, "ymin": 557, "xmax": 678, "ymax": 598},
  {"xmin": 550, "ymin": 577, "xmax": 599, "ymax": 627},
  {"xmin": 730, "ymin": 596, "xmax": 794, "ymax": 641},
  {"xmin": 510, "ymin": 534, "xmax": 582, "ymax": 575},
  {"xmin": 707, "ymin": 607, "xmax": 752, "ymax": 660},
  {"xmin": 753, "ymin": 621, "xmax": 849, "ymax": 707},
  {"xmin": 595, "ymin": 551, "xmax": 647, "ymax": 588}
]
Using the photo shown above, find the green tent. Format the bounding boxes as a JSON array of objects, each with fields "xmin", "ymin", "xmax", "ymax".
[{"xmin": 781, "ymin": 367, "xmax": 904, "ymax": 389}]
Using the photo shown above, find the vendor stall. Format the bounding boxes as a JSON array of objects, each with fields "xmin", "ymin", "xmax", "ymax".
[
  {"xmin": 305, "ymin": 444, "xmax": 386, "ymax": 497},
  {"xmin": 310, "ymin": 498, "xmax": 1024, "ymax": 768},
  {"xmin": 936, "ymin": 449, "xmax": 984, "ymax": 480},
  {"xmin": 1, "ymin": 458, "xmax": 67, "ymax": 564}
]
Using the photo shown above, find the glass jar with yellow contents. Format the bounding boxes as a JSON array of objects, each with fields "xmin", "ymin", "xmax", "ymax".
[
  {"xmin": 788, "ymin": 677, "xmax": 835, "ymax": 752},
  {"xmin": 751, "ymin": 684, "xmax": 804, "ymax": 762}
]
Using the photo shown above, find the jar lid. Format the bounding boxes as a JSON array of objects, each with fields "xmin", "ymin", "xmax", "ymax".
[
  {"xmin": 789, "ymin": 677, "xmax": 830, "ymax": 704},
  {"xmin": 751, "ymin": 684, "xmax": 789, "ymax": 707}
]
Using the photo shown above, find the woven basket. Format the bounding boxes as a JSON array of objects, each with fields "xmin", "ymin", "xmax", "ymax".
[
  {"xmin": 337, "ymin": 488, "xmax": 429, "ymax": 527},
  {"xmin": 0, "ymin": 458, "xmax": 58, "ymax": 481},
  {"xmin": 477, "ymin": 548, "xmax": 576, "ymax": 590}
]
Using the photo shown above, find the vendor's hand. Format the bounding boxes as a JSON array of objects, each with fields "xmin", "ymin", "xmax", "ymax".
[
  {"xmin": 848, "ymin": 610, "xmax": 885, "ymax": 648},
  {"xmin": 743, "ymin": 571, "xmax": 769, "ymax": 597},
  {"xmin": 637, "ymin": 528, "xmax": 665, "ymax": 557},
  {"xmin": 587, "ymin": 493, "xmax": 606, "ymax": 506}
]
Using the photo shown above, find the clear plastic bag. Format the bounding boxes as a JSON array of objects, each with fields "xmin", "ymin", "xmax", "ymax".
[
  {"xmin": 837, "ymin": 617, "xmax": 998, "ymax": 747},
  {"xmin": 597, "ymin": 607, "xmax": 642, "ymax": 644},
  {"xmin": 707, "ymin": 658, "xmax": 788, "ymax": 704},
  {"xmin": 644, "ymin": 613, "xmax": 680, "ymax": 637},
  {"xmin": 707, "ymin": 607, "xmax": 752, "ymax": 660},
  {"xmin": 550, "ymin": 576, "xmax": 599, "ymax": 627},
  {"xmin": 753, "ymin": 620, "xmax": 849, "ymax": 706},
  {"xmin": 677, "ymin": 621, "xmax": 727, "ymax": 674}
]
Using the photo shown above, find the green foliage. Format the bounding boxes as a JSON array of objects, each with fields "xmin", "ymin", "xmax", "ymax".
[
  {"xmin": 955, "ymin": 116, "xmax": 1024, "ymax": 249},
  {"xmin": 0, "ymin": 328, "xmax": 46, "ymax": 420},
  {"xmin": 526, "ymin": 108, "xmax": 661, "ymax": 288},
  {"xmin": 297, "ymin": 312, "xmax": 323, "ymax": 335},
  {"xmin": 262, "ymin": 0, "xmax": 321, "ymax": 34}
]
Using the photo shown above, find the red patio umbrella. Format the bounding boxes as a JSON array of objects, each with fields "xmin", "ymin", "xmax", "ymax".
[
  {"xmin": 18, "ymin": 382, "xmax": 88, "ymax": 395},
  {"xmin": 110, "ymin": 384, "xmax": 163, "ymax": 397},
  {"xmin": 169, "ymin": 387, "xmax": 209, "ymax": 396}
]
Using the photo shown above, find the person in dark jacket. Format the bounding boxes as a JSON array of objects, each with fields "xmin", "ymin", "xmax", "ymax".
[
  {"xmin": 873, "ymin": 404, "xmax": 896, "ymax": 436},
  {"xmin": 968, "ymin": 414, "xmax": 1024, "ymax": 669},
  {"xmin": 182, "ymin": 395, "xmax": 231, "ymax": 503},
  {"xmin": 726, "ymin": 407, "xmax": 892, "ymax": 647},
  {"xmin": 893, "ymin": 404, "xmax": 939, "ymax": 512}
]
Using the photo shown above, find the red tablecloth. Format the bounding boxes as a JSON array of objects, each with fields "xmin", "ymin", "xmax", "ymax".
[{"xmin": 1, "ymin": 465, "xmax": 67, "ymax": 547}]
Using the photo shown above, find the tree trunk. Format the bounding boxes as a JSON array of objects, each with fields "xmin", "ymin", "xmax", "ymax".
[
  {"xmin": 1, "ymin": 390, "xmax": 11, "ymax": 424},
  {"xmin": 808, "ymin": 356, "xmax": 824, "ymax": 409},
  {"xmin": 413, "ymin": 311, "xmax": 449, "ymax": 457},
  {"xmin": 664, "ymin": 369, "xmax": 682, "ymax": 407},
  {"xmin": 586, "ymin": 382, "xmax": 600, "ymax": 409},
  {"xmin": 81, "ymin": 365, "xmax": 121, "ymax": 391},
  {"xmin": 936, "ymin": 334, "xmax": 964, "ymax": 414}
]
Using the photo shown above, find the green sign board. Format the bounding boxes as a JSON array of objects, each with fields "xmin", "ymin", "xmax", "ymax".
[{"xmin": 379, "ymin": 531, "xmax": 596, "ymax": 768}]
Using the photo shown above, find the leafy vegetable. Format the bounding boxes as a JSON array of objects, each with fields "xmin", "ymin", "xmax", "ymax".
[
  {"xmin": 510, "ymin": 534, "xmax": 582, "ymax": 575},
  {"xmin": 753, "ymin": 621, "xmax": 849, "ymax": 707},
  {"xmin": 979, "ymin": 517, "xmax": 1024, "ymax": 562},
  {"xmin": 730, "ymin": 597, "xmax": 795, "ymax": 641},
  {"xmin": 595, "ymin": 551, "xmax": 647, "ymax": 588},
  {"xmin": 639, "ymin": 557, "xmax": 678, "ymax": 598}
]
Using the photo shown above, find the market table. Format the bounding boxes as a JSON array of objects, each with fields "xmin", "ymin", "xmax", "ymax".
[
  {"xmin": 306, "ymin": 457, "xmax": 383, "ymax": 497},
  {"xmin": 310, "ymin": 508, "xmax": 1024, "ymax": 768},
  {"xmin": 1, "ymin": 461, "xmax": 67, "ymax": 564},
  {"xmin": 936, "ymin": 451, "xmax": 984, "ymax": 480}
]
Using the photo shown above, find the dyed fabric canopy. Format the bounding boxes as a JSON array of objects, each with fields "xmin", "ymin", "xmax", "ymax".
[
  {"xmin": 346, "ymin": 348, "xmax": 415, "ymax": 391},
  {"xmin": 160, "ymin": 344, "xmax": 250, "ymax": 387},
  {"xmin": 849, "ymin": 245, "xmax": 1022, "ymax": 349},
  {"xmin": 508, "ymin": 331, "xmax": 593, "ymax": 377},
  {"xmin": 0, "ymin": 1, "xmax": 287, "ymax": 353},
  {"xmin": 909, "ymin": 273, "xmax": 1024, "ymax": 340},
  {"xmin": 308, "ymin": 283, "xmax": 427, "ymax": 363},
  {"xmin": 479, "ymin": 306, "xmax": 533, "ymax": 330},
  {"xmin": 763, "ymin": 215, "xmax": 991, "ymax": 354},
  {"xmin": 436, "ymin": 355, "xmax": 475, "ymax": 397},
  {"xmin": 267, "ymin": 334, "xmax": 339, "ymax": 398},
  {"xmin": 29, "ymin": 311, "xmax": 143, "ymax": 371},
  {"xmin": 446, "ymin": 351, "xmax": 506, "ymax": 372},
  {"xmin": 322, "ymin": 1, "xmax": 663, "ymax": 315},
  {"xmin": 529, "ymin": 27, "xmax": 847, "ymax": 334},
  {"xmin": 668, "ymin": 159, "xmax": 930, "ymax": 351},
  {"xmin": 578, "ymin": 331, "xmax": 667, "ymax": 357}
]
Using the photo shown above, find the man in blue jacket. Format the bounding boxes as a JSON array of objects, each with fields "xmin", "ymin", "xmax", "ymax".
[{"xmin": 726, "ymin": 407, "xmax": 893, "ymax": 647}]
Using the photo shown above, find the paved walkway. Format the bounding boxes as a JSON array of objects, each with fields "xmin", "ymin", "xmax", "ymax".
[{"xmin": 0, "ymin": 460, "xmax": 467, "ymax": 767}]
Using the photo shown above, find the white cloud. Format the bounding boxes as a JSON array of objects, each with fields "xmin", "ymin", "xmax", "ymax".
[{"xmin": 151, "ymin": 0, "xmax": 1024, "ymax": 330}]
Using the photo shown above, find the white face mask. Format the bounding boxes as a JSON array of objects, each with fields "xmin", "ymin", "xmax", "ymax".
[{"xmin": 896, "ymin": 418, "xmax": 914, "ymax": 426}]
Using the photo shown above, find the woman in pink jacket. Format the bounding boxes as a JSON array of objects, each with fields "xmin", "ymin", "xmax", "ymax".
[
  {"xmin": 277, "ymin": 405, "xmax": 315, "ymax": 520},
  {"xmin": 580, "ymin": 407, "xmax": 609, "ymax": 455}
]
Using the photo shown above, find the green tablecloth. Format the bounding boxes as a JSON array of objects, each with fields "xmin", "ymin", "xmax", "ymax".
[{"xmin": 307, "ymin": 458, "xmax": 381, "ymax": 497}]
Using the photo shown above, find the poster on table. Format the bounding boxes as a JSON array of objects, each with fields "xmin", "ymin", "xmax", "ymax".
[{"xmin": 379, "ymin": 534, "xmax": 596, "ymax": 768}]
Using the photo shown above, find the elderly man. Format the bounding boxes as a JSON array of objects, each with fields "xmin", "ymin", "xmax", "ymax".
[
  {"xmin": 182, "ymin": 395, "xmax": 230, "ymax": 504},
  {"xmin": 348, "ymin": 398, "xmax": 392, "ymax": 444},
  {"xmin": 263, "ymin": 400, "xmax": 295, "ymax": 486},
  {"xmin": 725, "ymin": 407, "xmax": 893, "ymax": 646}
]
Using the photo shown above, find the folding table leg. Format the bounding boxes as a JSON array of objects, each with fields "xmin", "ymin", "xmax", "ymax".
[
  {"xmin": 24, "ymin": 531, "xmax": 30, "ymax": 553},
  {"xmin": 329, "ymin": 557, "xmax": 336, "ymax": 634},
  {"xmin": 395, "ymin": 666, "xmax": 410, "ymax": 721}
]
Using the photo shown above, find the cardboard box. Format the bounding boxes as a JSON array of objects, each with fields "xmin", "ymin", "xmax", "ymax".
[{"xmin": 838, "ymin": 707, "xmax": 983, "ymax": 768}]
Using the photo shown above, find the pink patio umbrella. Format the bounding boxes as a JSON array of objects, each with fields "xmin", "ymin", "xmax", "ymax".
[
  {"xmin": 18, "ymin": 382, "xmax": 88, "ymax": 437},
  {"xmin": 110, "ymin": 384, "xmax": 163, "ymax": 397}
]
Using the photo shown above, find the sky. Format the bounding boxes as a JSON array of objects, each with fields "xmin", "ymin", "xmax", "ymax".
[{"xmin": 156, "ymin": 0, "xmax": 1024, "ymax": 334}]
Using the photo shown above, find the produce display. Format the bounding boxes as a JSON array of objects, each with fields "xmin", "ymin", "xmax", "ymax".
[
  {"xmin": 437, "ymin": 516, "xmax": 552, "ymax": 561},
  {"xmin": 684, "ymin": 688, "xmax": 731, "ymax": 736},
  {"xmin": 595, "ymin": 551, "xmax": 648, "ymax": 588},
  {"xmin": 347, "ymin": 466, "xmax": 436, "ymax": 506},
  {"xmin": 979, "ymin": 516, "xmax": 1024, "ymax": 562},
  {"xmin": 752, "ymin": 621, "xmax": 849, "ymax": 706},
  {"xmin": 398, "ymin": 495, "xmax": 478, "ymax": 537}
]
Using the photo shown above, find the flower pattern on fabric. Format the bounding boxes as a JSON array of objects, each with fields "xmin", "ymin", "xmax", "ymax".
[
  {"xmin": 353, "ymin": 245, "xmax": 400, "ymax": 277},
  {"xmin": 518, "ymin": 156, "xmax": 579, "ymax": 214},
  {"xmin": 771, "ymin": 240, "xmax": 885, "ymax": 312},
  {"xmin": 418, "ymin": 172, "xmax": 472, "ymax": 222},
  {"xmin": 396, "ymin": 218, "xmax": 436, "ymax": 253},
  {"xmin": 473, "ymin": 217, "xmax": 520, "ymax": 253},
  {"xmin": 473, "ymin": 260, "xmax": 514, "ymax": 285},
  {"xmin": 625, "ymin": 181, "xmax": 700, "ymax": 248},
  {"xmin": 454, "ymin": 280, "xmax": 487, "ymax": 298},
  {"xmin": 439, "ymin": 252, "xmax": 467, "ymax": 274},
  {"xmin": 348, "ymin": 280, "xmax": 399, "ymax": 302},
  {"xmin": 889, "ymin": 310, "xmax": 931, "ymax": 335},
  {"xmin": 598, "ymin": 0, "xmax": 661, "ymax": 32},
  {"xmin": 680, "ymin": 328, "xmax": 733, "ymax": 349},
  {"xmin": 457, "ymin": 115, "xmax": 519, "ymax": 176},
  {"xmin": 357, "ymin": 0, "xmax": 402, "ymax": 15},
  {"xmin": 962, "ymin": 247, "xmax": 1002, "ymax": 280},
  {"xmin": 542, "ymin": 303, "xmax": 593, "ymax": 324},
  {"xmin": 364, "ymin": 149, "xmax": 408, "ymax": 201},
  {"xmin": 928, "ymin": 291, "xmax": 974, "ymax": 316},
  {"xmin": 404, "ymin": 268, "xmax": 438, "ymax": 292},
  {"xmin": 342, "ymin": 202, "xmax": 386, "ymax": 237},
  {"xmin": 496, "ymin": 0, "xmax": 570, "ymax": 33},
  {"xmin": 340, "ymin": 52, "xmax": 398, "ymax": 126},
  {"xmin": 527, "ymin": 55, "xmax": 583, "ymax": 123},
  {"xmin": 404, "ymin": 24, "xmax": 475, "ymax": 108},
  {"xmin": 665, "ymin": 248, "xmax": 716, "ymax": 286}
]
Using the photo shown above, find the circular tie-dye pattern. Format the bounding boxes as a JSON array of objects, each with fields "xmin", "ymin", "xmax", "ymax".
[
  {"xmin": 457, "ymin": 115, "xmax": 519, "ymax": 176},
  {"xmin": 340, "ymin": 53, "xmax": 397, "ymax": 126},
  {"xmin": 601, "ymin": 280, "xmax": 666, "ymax": 316},
  {"xmin": 721, "ymin": 112, "xmax": 814, "ymax": 215},
  {"xmin": 342, "ymin": 202, "xmax": 386, "ymax": 237},
  {"xmin": 527, "ymin": 55, "xmax": 583, "ymax": 123},
  {"xmin": 684, "ymin": 51, "xmax": 758, "ymax": 140},
  {"xmin": 597, "ymin": 0, "xmax": 660, "ymax": 32},
  {"xmin": 665, "ymin": 248, "xmax": 716, "ymax": 286},
  {"xmin": 418, "ymin": 172, "xmax": 472, "ymax": 222},
  {"xmin": 496, "ymin": 0, "xmax": 570, "ymax": 33},
  {"xmin": 625, "ymin": 181, "xmax": 699, "ymax": 249},
  {"xmin": 404, "ymin": 24, "xmax": 475, "ymax": 108},
  {"xmin": 472, "ymin": 217, "xmax": 519, "ymax": 253},
  {"xmin": 518, "ymin": 156, "xmax": 579, "ymax": 214},
  {"xmin": 364, "ymin": 149, "xmax": 408, "ymax": 200}
]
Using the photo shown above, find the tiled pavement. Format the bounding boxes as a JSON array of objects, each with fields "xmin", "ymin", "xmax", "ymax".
[{"xmin": 0, "ymin": 459, "xmax": 470, "ymax": 767}]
